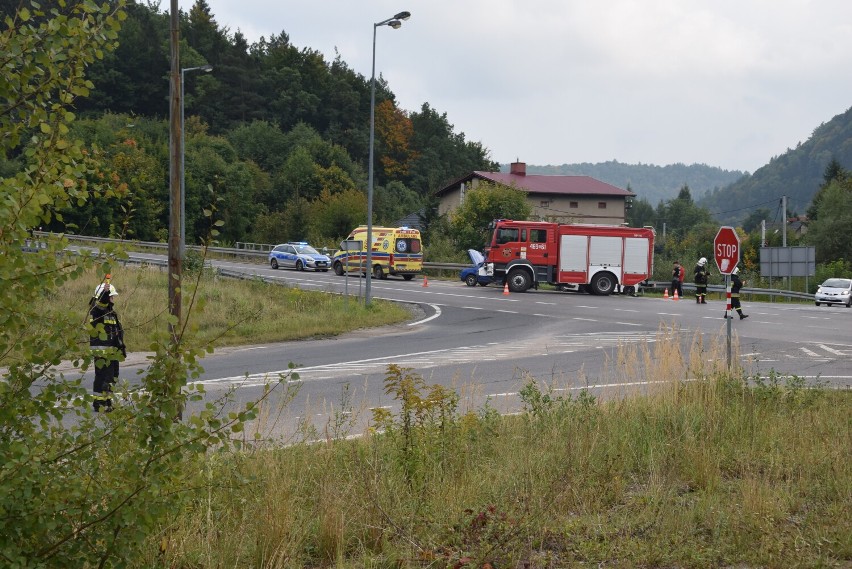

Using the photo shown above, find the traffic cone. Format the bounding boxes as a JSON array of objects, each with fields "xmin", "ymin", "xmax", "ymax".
[
  {"xmin": 422, "ymin": 275, "xmax": 429, "ymax": 287},
  {"xmin": 673, "ymin": 289, "xmax": 679, "ymax": 301},
  {"xmin": 664, "ymin": 288, "xmax": 669, "ymax": 299},
  {"xmin": 503, "ymin": 283, "xmax": 510, "ymax": 296}
]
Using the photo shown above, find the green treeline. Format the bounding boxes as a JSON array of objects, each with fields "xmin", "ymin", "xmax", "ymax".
[{"xmin": 0, "ymin": 0, "xmax": 496, "ymax": 247}]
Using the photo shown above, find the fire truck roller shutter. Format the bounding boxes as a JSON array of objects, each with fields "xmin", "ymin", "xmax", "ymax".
[
  {"xmin": 588, "ymin": 236, "xmax": 621, "ymax": 295},
  {"xmin": 559, "ymin": 235, "xmax": 588, "ymax": 272},
  {"xmin": 624, "ymin": 237, "xmax": 651, "ymax": 278}
]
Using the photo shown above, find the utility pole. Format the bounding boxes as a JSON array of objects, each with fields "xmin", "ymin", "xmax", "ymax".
[{"xmin": 168, "ymin": 0, "xmax": 182, "ymax": 343}]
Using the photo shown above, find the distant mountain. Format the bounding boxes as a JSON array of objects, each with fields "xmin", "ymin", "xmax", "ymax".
[
  {"xmin": 697, "ymin": 105, "xmax": 852, "ymax": 226},
  {"xmin": 501, "ymin": 161, "xmax": 746, "ymax": 206}
]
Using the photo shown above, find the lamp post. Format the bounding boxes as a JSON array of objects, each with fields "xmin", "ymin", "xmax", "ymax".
[
  {"xmin": 180, "ymin": 64, "xmax": 213, "ymax": 258},
  {"xmin": 366, "ymin": 11, "xmax": 410, "ymax": 306}
]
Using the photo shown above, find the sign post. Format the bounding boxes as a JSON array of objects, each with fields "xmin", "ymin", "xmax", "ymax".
[
  {"xmin": 340, "ymin": 239, "xmax": 361, "ymax": 305},
  {"xmin": 714, "ymin": 226, "xmax": 741, "ymax": 369}
]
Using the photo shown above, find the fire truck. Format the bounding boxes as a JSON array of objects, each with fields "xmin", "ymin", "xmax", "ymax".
[{"xmin": 481, "ymin": 219, "xmax": 655, "ymax": 295}]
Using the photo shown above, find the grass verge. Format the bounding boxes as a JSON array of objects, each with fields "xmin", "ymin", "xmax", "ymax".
[
  {"xmin": 45, "ymin": 266, "xmax": 412, "ymax": 353},
  {"xmin": 143, "ymin": 328, "xmax": 851, "ymax": 568}
]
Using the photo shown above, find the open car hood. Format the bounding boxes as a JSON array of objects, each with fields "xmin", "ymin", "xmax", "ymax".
[{"xmin": 467, "ymin": 249, "xmax": 485, "ymax": 266}]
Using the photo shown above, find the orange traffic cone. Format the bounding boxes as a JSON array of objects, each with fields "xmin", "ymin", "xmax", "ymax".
[
  {"xmin": 663, "ymin": 288, "xmax": 669, "ymax": 299},
  {"xmin": 673, "ymin": 289, "xmax": 679, "ymax": 300},
  {"xmin": 503, "ymin": 283, "xmax": 510, "ymax": 296},
  {"xmin": 422, "ymin": 275, "xmax": 429, "ymax": 287}
]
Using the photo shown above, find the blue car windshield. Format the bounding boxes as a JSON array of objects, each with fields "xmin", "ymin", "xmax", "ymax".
[{"xmin": 295, "ymin": 245, "xmax": 320, "ymax": 255}]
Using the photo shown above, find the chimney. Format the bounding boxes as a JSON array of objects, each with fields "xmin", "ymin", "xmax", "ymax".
[{"xmin": 510, "ymin": 161, "xmax": 526, "ymax": 176}]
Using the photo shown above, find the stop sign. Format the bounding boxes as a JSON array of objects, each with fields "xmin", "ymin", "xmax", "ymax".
[{"xmin": 714, "ymin": 226, "xmax": 740, "ymax": 274}]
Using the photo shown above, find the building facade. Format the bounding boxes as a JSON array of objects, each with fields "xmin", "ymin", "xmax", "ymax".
[{"xmin": 435, "ymin": 161, "xmax": 634, "ymax": 225}]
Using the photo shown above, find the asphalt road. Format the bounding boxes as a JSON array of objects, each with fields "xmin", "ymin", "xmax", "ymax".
[{"xmin": 108, "ymin": 253, "xmax": 852, "ymax": 440}]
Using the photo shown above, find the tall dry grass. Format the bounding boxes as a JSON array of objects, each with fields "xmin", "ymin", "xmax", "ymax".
[
  {"xmin": 44, "ymin": 266, "xmax": 411, "ymax": 354},
  {"xmin": 143, "ymin": 326, "xmax": 851, "ymax": 568}
]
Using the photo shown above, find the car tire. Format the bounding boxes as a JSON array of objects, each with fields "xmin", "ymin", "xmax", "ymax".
[
  {"xmin": 373, "ymin": 265, "xmax": 383, "ymax": 280},
  {"xmin": 590, "ymin": 272, "xmax": 616, "ymax": 296},
  {"xmin": 507, "ymin": 269, "xmax": 531, "ymax": 293},
  {"xmin": 333, "ymin": 261, "xmax": 344, "ymax": 276},
  {"xmin": 846, "ymin": 299, "xmax": 851, "ymax": 308},
  {"xmin": 402, "ymin": 274, "xmax": 414, "ymax": 281},
  {"xmin": 465, "ymin": 274, "xmax": 478, "ymax": 287},
  {"xmin": 295, "ymin": 260, "xmax": 304, "ymax": 271},
  {"xmin": 815, "ymin": 301, "xmax": 820, "ymax": 306},
  {"xmin": 270, "ymin": 259, "xmax": 279, "ymax": 270}
]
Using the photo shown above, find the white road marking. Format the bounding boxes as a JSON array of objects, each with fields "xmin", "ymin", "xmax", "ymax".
[{"xmin": 408, "ymin": 304, "xmax": 441, "ymax": 326}]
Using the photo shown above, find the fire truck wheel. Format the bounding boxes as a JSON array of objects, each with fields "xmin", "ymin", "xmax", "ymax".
[
  {"xmin": 590, "ymin": 272, "xmax": 616, "ymax": 296},
  {"xmin": 333, "ymin": 261, "xmax": 344, "ymax": 276},
  {"xmin": 507, "ymin": 269, "xmax": 531, "ymax": 293},
  {"xmin": 403, "ymin": 274, "xmax": 414, "ymax": 281}
]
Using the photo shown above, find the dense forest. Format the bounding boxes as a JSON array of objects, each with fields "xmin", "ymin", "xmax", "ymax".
[{"xmin": 0, "ymin": 0, "xmax": 497, "ymax": 247}]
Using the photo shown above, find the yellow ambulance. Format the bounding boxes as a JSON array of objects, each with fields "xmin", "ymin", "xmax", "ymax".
[{"xmin": 331, "ymin": 226, "xmax": 423, "ymax": 280}]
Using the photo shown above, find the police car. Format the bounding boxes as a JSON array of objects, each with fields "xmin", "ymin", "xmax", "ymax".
[{"xmin": 269, "ymin": 242, "xmax": 330, "ymax": 271}]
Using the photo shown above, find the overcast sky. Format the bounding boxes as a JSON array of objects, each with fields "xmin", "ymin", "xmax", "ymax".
[{"xmin": 178, "ymin": 0, "xmax": 852, "ymax": 174}]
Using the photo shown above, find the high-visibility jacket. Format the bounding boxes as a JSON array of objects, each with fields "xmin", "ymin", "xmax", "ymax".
[{"xmin": 89, "ymin": 301, "xmax": 124, "ymax": 352}]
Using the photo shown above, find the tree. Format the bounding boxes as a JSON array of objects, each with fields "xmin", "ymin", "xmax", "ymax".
[
  {"xmin": 449, "ymin": 182, "xmax": 532, "ymax": 250},
  {"xmin": 805, "ymin": 177, "xmax": 852, "ymax": 262},
  {"xmin": 626, "ymin": 196, "xmax": 656, "ymax": 228},
  {"xmin": 375, "ymin": 99, "xmax": 416, "ymax": 182},
  {"xmin": 0, "ymin": 3, "xmax": 267, "ymax": 565},
  {"xmin": 312, "ymin": 187, "xmax": 367, "ymax": 239},
  {"xmin": 806, "ymin": 158, "xmax": 848, "ymax": 221},
  {"xmin": 741, "ymin": 208, "xmax": 772, "ymax": 234}
]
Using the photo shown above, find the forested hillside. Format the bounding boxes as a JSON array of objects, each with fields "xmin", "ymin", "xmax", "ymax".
[
  {"xmin": 516, "ymin": 161, "xmax": 746, "ymax": 206},
  {"xmin": 698, "ymin": 106, "xmax": 852, "ymax": 226},
  {"xmin": 0, "ymin": 0, "xmax": 496, "ymax": 247}
]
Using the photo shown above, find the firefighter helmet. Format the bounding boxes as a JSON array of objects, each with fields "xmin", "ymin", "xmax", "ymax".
[
  {"xmin": 698, "ymin": 257, "xmax": 707, "ymax": 267},
  {"xmin": 732, "ymin": 266, "xmax": 740, "ymax": 275},
  {"xmin": 94, "ymin": 283, "xmax": 118, "ymax": 298}
]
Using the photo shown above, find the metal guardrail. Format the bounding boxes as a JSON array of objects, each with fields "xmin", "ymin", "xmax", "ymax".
[
  {"xmin": 34, "ymin": 232, "xmax": 814, "ymax": 302},
  {"xmin": 644, "ymin": 281, "xmax": 813, "ymax": 302}
]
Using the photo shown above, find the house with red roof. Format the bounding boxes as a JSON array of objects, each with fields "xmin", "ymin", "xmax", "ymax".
[{"xmin": 434, "ymin": 161, "xmax": 635, "ymax": 225}]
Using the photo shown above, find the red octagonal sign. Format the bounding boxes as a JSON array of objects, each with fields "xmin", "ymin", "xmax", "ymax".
[{"xmin": 714, "ymin": 226, "xmax": 740, "ymax": 275}]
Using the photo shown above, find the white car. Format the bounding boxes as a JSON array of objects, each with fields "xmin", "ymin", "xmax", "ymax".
[
  {"xmin": 269, "ymin": 242, "xmax": 330, "ymax": 271},
  {"xmin": 814, "ymin": 278, "xmax": 852, "ymax": 307}
]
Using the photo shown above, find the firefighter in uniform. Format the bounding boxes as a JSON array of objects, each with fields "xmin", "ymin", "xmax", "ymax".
[
  {"xmin": 671, "ymin": 260, "xmax": 683, "ymax": 298},
  {"xmin": 88, "ymin": 278, "xmax": 125, "ymax": 412},
  {"xmin": 727, "ymin": 266, "xmax": 749, "ymax": 320},
  {"xmin": 693, "ymin": 257, "xmax": 710, "ymax": 304}
]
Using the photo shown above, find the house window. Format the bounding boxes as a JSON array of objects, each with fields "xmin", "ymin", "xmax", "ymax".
[
  {"xmin": 569, "ymin": 201, "xmax": 579, "ymax": 209},
  {"xmin": 540, "ymin": 200, "xmax": 550, "ymax": 208},
  {"xmin": 598, "ymin": 202, "xmax": 607, "ymax": 209}
]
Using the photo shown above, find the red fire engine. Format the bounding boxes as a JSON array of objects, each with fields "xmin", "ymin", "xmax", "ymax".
[{"xmin": 482, "ymin": 219, "xmax": 656, "ymax": 295}]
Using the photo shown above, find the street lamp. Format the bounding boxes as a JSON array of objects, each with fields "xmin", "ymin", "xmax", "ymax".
[
  {"xmin": 180, "ymin": 64, "xmax": 213, "ymax": 258},
  {"xmin": 366, "ymin": 11, "xmax": 410, "ymax": 305}
]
